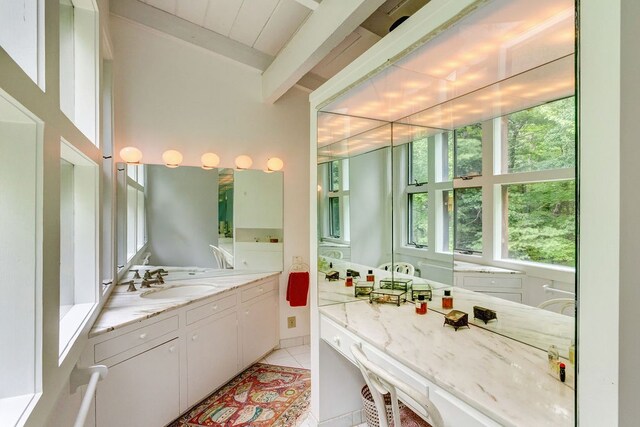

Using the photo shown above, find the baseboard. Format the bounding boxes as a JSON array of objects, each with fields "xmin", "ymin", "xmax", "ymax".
[
  {"xmin": 318, "ymin": 409, "xmax": 364, "ymax": 427},
  {"xmin": 278, "ymin": 334, "xmax": 311, "ymax": 349}
]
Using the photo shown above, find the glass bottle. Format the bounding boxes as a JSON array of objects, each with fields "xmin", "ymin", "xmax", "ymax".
[
  {"xmin": 345, "ymin": 272, "xmax": 353, "ymax": 287},
  {"xmin": 415, "ymin": 294, "xmax": 427, "ymax": 315},
  {"xmin": 367, "ymin": 269, "xmax": 375, "ymax": 282},
  {"xmin": 442, "ymin": 290, "xmax": 453, "ymax": 309},
  {"xmin": 548, "ymin": 345, "xmax": 559, "ymax": 374}
]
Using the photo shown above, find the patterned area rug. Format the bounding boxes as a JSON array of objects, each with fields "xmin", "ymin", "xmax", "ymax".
[{"xmin": 170, "ymin": 363, "xmax": 311, "ymax": 427}]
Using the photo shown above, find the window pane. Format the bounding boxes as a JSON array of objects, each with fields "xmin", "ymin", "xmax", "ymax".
[
  {"xmin": 506, "ymin": 97, "xmax": 575, "ymax": 173},
  {"xmin": 410, "ymin": 138, "xmax": 428, "ymax": 184},
  {"xmin": 447, "ymin": 132, "xmax": 454, "ymax": 181},
  {"xmin": 127, "ymin": 186, "xmax": 136, "ymax": 259},
  {"xmin": 329, "ymin": 160, "xmax": 339, "ymax": 191},
  {"xmin": 454, "ymin": 187, "xmax": 482, "ymax": 252},
  {"xmin": 442, "ymin": 190, "xmax": 453, "ymax": 252},
  {"xmin": 60, "ymin": 159, "xmax": 75, "ymax": 318},
  {"xmin": 504, "ymin": 180, "xmax": 575, "ymax": 266},
  {"xmin": 409, "ymin": 192, "xmax": 428, "ymax": 247},
  {"xmin": 137, "ymin": 189, "xmax": 145, "ymax": 250},
  {"xmin": 329, "ymin": 197, "xmax": 340, "ymax": 237},
  {"xmin": 454, "ymin": 123, "xmax": 482, "ymax": 177}
]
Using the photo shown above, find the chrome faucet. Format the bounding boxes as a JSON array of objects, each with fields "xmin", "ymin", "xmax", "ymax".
[
  {"xmin": 120, "ymin": 280, "xmax": 137, "ymax": 292},
  {"xmin": 141, "ymin": 274, "xmax": 164, "ymax": 288}
]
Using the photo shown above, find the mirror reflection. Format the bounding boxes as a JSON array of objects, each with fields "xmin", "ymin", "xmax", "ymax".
[
  {"xmin": 117, "ymin": 164, "xmax": 283, "ymax": 274},
  {"xmin": 316, "ymin": 60, "xmax": 576, "ymax": 358}
]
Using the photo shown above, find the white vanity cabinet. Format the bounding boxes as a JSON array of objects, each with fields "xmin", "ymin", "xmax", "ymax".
[
  {"xmin": 96, "ymin": 339, "xmax": 180, "ymax": 427},
  {"xmin": 455, "ymin": 268, "xmax": 525, "ymax": 303},
  {"xmin": 240, "ymin": 282, "xmax": 279, "ymax": 367},
  {"xmin": 86, "ymin": 274, "xmax": 280, "ymax": 427},
  {"xmin": 186, "ymin": 310, "xmax": 239, "ymax": 407}
]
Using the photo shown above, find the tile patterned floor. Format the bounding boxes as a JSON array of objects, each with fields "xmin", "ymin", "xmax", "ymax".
[{"xmin": 260, "ymin": 344, "xmax": 311, "ymax": 369}]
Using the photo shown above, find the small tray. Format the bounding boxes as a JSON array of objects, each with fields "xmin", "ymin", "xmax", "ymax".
[
  {"xmin": 369, "ymin": 289, "xmax": 407, "ymax": 306},
  {"xmin": 443, "ymin": 310, "xmax": 470, "ymax": 331},
  {"xmin": 354, "ymin": 281, "xmax": 374, "ymax": 297},
  {"xmin": 379, "ymin": 278, "xmax": 412, "ymax": 292},
  {"xmin": 325, "ymin": 270, "xmax": 340, "ymax": 281}
]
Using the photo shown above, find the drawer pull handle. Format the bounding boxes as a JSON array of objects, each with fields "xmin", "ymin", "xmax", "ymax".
[
  {"xmin": 245, "ymin": 311, "xmax": 250, "ymax": 315},
  {"xmin": 139, "ymin": 333, "xmax": 147, "ymax": 340},
  {"xmin": 259, "ymin": 287, "xmax": 264, "ymax": 292},
  {"xmin": 213, "ymin": 305, "xmax": 218, "ymax": 310},
  {"xmin": 333, "ymin": 336, "xmax": 341, "ymax": 347},
  {"xmin": 169, "ymin": 346, "xmax": 176, "ymax": 353},
  {"xmin": 192, "ymin": 334, "xmax": 199, "ymax": 341}
]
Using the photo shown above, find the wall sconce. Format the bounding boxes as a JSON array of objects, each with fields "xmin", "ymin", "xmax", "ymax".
[
  {"xmin": 266, "ymin": 157, "xmax": 284, "ymax": 172},
  {"xmin": 119, "ymin": 146, "xmax": 142, "ymax": 164},
  {"xmin": 162, "ymin": 150, "xmax": 183, "ymax": 168},
  {"xmin": 201, "ymin": 152, "xmax": 220, "ymax": 170},
  {"xmin": 235, "ymin": 155, "xmax": 253, "ymax": 170}
]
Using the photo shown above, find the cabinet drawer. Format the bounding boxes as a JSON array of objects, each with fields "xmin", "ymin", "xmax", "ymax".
[
  {"xmin": 462, "ymin": 276, "xmax": 522, "ymax": 289},
  {"xmin": 241, "ymin": 279, "xmax": 277, "ymax": 303},
  {"xmin": 320, "ymin": 316, "xmax": 361, "ymax": 363},
  {"xmin": 95, "ymin": 316, "xmax": 179, "ymax": 362},
  {"xmin": 187, "ymin": 294, "xmax": 237, "ymax": 325}
]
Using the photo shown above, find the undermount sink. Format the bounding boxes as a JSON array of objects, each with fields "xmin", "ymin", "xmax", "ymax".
[{"xmin": 140, "ymin": 285, "xmax": 215, "ymax": 299}]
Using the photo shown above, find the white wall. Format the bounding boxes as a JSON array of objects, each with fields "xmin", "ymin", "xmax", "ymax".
[
  {"xmin": 349, "ymin": 148, "xmax": 392, "ymax": 267},
  {"xmin": 111, "ymin": 16, "xmax": 310, "ymax": 340},
  {"xmin": 146, "ymin": 165, "xmax": 219, "ymax": 268}
]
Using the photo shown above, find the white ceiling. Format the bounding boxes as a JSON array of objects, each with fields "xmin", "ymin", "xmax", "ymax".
[
  {"xmin": 317, "ymin": 0, "xmax": 576, "ymax": 152},
  {"xmin": 140, "ymin": 0, "xmax": 313, "ymax": 57}
]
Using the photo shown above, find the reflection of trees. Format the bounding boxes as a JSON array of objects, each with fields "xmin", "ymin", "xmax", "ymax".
[
  {"xmin": 455, "ymin": 188, "xmax": 483, "ymax": 252},
  {"xmin": 455, "ymin": 123, "xmax": 483, "ymax": 177}
]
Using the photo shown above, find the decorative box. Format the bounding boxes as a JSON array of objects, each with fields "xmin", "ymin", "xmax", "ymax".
[
  {"xmin": 354, "ymin": 281, "xmax": 374, "ymax": 297},
  {"xmin": 473, "ymin": 306, "xmax": 497, "ymax": 324},
  {"xmin": 325, "ymin": 270, "xmax": 340, "ymax": 281},
  {"xmin": 443, "ymin": 310, "xmax": 470, "ymax": 331},
  {"xmin": 346, "ymin": 269, "xmax": 361, "ymax": 278},
  {"xmin": 369, "ymin": 289, "xmax": 407, "ymax": 307},
  {"xmin": 379, "ymin": 278, "xmax": 412, "ymax": 292},
  {"xmin": 411, "ymin": 283, "xmax": 433, "ymax": 301}
]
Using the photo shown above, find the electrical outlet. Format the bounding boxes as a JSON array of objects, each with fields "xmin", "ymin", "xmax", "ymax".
[
  {"xmin": 287, "ymin": 316, "xmax": 296, "ymax": 329},
  {"xmin": 292, "ymin": 256, "xmax": 303, "ymax": 264}
]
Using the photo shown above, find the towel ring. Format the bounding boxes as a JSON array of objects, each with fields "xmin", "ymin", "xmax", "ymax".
[{"xmin": 289, "ymin": 262, "xmax": 310, "ymax": 274}]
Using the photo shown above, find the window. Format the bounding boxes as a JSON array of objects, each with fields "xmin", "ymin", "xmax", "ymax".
[
  {"xmin": 504, "ymin": 98, "xmax": 575, "ymax": 174},
  {"xmin": 0, "ymin": 0, "xmax": 42, "ymax": 85},
  {"xmin": 59, "ymin": 141, "xmax": 99, "ymax": 361},
  {"xmin": 454, "ymin": 123, "xmax": 482, "ymax": 177},
  {"xmin": 409, "ymin": 192, "xmax": 428, "ymax": 247},
  {"xmin": 441, "ymin": 190, "xmax": 454, "ymax": 252},
  {"xmin": 59, "ymin": 0, "xmax": 98, "ymax": 144},
  {"xmin": 503, "ymin": 181, "xmax": 575, "ymax": 266},
  {"xmin": 329, "ymin": 197, "xmax": 340, "ymax": 238},
  {"xmin": 454, "ymin": 187, "xmax": 482, "ymax": 253},
  {"xmin": 321, "ymin": 160, "xmax": 349, "ymax": 241},
  {"xmin": 0, "ymin": 94, "xmax": 41, "ymax": 423},
  {"xmin": 123, "ymin": 165, "xmax": 147, "ymax": 262},
  {"xmin": 409, "ymin": 138, "xmax": 428, "ymax": 184}
]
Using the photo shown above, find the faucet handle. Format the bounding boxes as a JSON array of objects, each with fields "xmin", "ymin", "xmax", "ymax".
[
  {"xmin": 130, "ymin": 269, "xmax": 141, "ymax": 279},
  {"xmin": 143, "ymin": 270, "xmax": 152, "ymax": 280},
  {"xmin": 156, "ymin": 273, "xmax": 165, "ymax": 284},
  {"xmin": 140, "ymin": 280, "xmax": 151, "ymax": 288},
  {"xmin": 120, "ymin": 280, "xmax": 137, "ymax": 292}
]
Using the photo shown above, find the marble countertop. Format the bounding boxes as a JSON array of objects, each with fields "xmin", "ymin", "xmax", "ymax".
[
  {"xmin": 454, "ymin": 260, "xmax": 522, "ymax": 274},
  {"xmin": 320, "ymin": 301, "xmax": 574, "ymax": 426},
  {"xmin": 90, "ymin": 270, "xmax": 279, "ymax": 338}
]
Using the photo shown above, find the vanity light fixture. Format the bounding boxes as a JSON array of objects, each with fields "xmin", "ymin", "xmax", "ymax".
[
  {"xmin": 266, "ymin": 157, "xmax": 284, "ymax": 172},
  {"xmin": 235, "ymin": 155, "xmax": 253, "ymax": 169},
  {"xmin": 201, "ymin": 152, "xmax": 220, "ymax": 170},
  {"xmin": 162, "ymin": 150, "xmax": 183, "ymax": 168},
  {"xmin": 119, "ymin": 146, "xmax": 142, "ymax": 164}
]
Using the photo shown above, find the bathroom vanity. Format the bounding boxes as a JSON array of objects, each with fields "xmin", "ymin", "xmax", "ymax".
[{"xmin": 84, "ymin": 271, "xmax": 279, "ymax": 427}]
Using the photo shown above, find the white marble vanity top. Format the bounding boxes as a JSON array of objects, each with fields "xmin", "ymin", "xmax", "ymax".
[
  {"xmin": 90, "ymin": 271, "xmax": 279, "ymax": 337},
  {"xmin": 319, "ymin": 301, "xmax": 574, "ymax": 426},
  {"xmin": 454, "ymin": 260, "xmax": 522, "ymax": 274}
]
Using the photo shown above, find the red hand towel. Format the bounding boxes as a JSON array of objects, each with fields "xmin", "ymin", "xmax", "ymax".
[{"xmin": 286, "ymin": 271, "xmax": 310, "ymax": 307}]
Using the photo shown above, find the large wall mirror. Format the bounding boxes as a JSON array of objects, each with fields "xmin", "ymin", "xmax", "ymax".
[
  {"xmin": 116, "ymin": 164, "xmax": 283, "ymax": 276},
  {"xmin": 316, "ymin": 0, "xmax": 576, "ymax": 360}
]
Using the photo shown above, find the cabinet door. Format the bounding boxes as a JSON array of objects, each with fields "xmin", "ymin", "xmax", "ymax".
[
  {"xmin": 242, "ymin": 291, "xmax": 278, "ymax": 367},
  {"xmin": 96, "ymin": 339, "xmax": 180, "ymax": 427},
  {"xmin": 187, "ymin": 311, "xmax": 239, "ymax": 407}
]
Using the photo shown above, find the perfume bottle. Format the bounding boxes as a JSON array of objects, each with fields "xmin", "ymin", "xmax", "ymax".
[
  {"xmin": 345, "ymin": 272, "xmax": 353, "ymax": 287},
  {"xmin": 367, "ymin": 269, "xmax": 375, "ymax": 282},
  {"xmin": 559, "ymin": 363, "xmax": 566, "ymax": 382},
  {"xmin": 415, "ymin": 294, "xmax": 427, "ymax": 315},
  {"xmin": 548, "ymin": 345, "xmax": 559, "ymax": 374},
  {"xmin": 442, "ymin": 290, "xmax": 453, "ymax": 309}
]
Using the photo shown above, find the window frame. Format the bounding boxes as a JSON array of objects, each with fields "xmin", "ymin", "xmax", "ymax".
[{"xmin": 320, "ymin": 159, "xmax": 350, "ymax": 243}]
